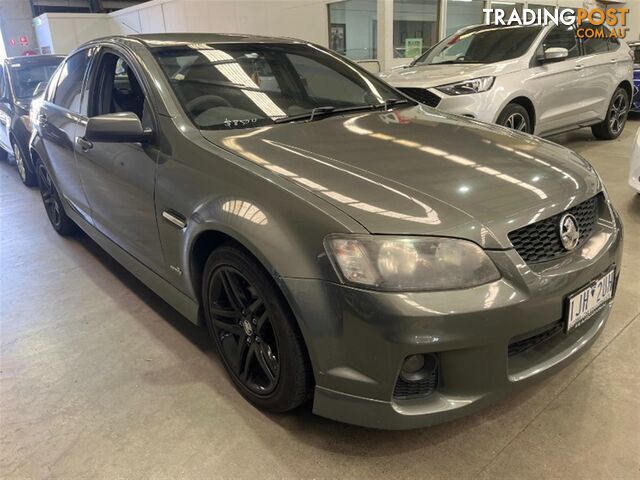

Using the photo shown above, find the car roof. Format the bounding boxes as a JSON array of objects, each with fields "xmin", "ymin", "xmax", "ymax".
[
  {"xmin": 5, "ymin": 54, "xmax": 65, "ymax": 65},
  {"xmin": 108, "ymin": 33, "xmax": 302, "ymax": 48}
]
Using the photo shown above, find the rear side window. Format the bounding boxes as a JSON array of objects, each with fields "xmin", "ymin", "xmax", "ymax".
[
  {"xmin": 53, "ymin": 49, "xmax": 91, "ymax": 113},
  {"xmin": 581, "ymin": 23, "xmax": 609, "ymax": 55},
  {"xmin": 0, "ymin": 66, "xmax": 6, "ymax": 98}
]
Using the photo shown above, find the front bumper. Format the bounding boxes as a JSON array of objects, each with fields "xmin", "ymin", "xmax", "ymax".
[
  {"xmin": 434, "ymin": 89, "xmax": 501, "ymax": 124},
  {"xmin": 283, "ymin": 210, "xmax": 623, "ymax": 429}
]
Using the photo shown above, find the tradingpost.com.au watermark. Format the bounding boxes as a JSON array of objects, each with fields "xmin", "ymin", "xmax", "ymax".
[{"xmin": 483, "ymin": 7, "xmax": 630, "ymax": 39}]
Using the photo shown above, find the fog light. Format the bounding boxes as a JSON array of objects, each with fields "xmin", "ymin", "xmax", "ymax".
[{"xmin": 400, "ymin": 354, "xmax": 438, "ymax": 382}]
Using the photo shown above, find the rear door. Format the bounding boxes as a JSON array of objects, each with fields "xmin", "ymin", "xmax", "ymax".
[
  {"xmin": 74, "ymin": 47, "xmax": 164, "ymax": 273},
  {"xmin": 38, "ymin": 48, "xmax": 95, "ymax": 223},
  {"xmin": 526, "ymin": 24, "xmax": 583, "ymax": 136},
  {"xmin": 576, "ymin": 23, "xmax": 617, "ymax": 124}
]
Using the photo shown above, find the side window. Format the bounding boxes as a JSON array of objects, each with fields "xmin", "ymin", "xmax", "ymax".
[
  {"xmin": 581, "ymin": 23, "xmax": 609, "ymax": 55},
  {"xmin": 91, "ymin": 52, "xmax": 150, "ymax": 128},
  {"xmin": 542, "ymin": 25, "xmax": 580, "ymax": 59},
  {"xmin": 53, "ymin": 49, "xmax": 91, "ymax": 112},
  {"xmin": 607, "ymin": 32, "xmax": 619, "ymax": 52}
]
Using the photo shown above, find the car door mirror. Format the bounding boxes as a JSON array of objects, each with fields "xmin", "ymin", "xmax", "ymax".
[
  {"xmin": 541, "ymin": 47, "xmax": 569, "ymax": 63},
  {"xmin": 84, "ymin": 112, "xmax": 150, "ymax": 143}
]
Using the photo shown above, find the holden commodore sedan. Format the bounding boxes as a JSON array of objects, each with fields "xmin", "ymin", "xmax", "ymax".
[{"xmin": 30, "ymin": 34, "xmax": 622, "ymax": 429}]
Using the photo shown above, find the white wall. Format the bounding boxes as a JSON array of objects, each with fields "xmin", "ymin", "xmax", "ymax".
[
  {"xmin": 34, "ymin": 13, "xmax": 117, "ymax": 54},
  {"xmin": 0, "ymin": 0, "xmax": 38, "ymax": 57}
]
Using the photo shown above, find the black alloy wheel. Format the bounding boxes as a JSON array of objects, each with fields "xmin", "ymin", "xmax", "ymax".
[
  {"xmin": 36, "ymin": 160, "xmax": 77, "ymax": 235},
  {"xmin": 592, "ymin": 88, "xmax": 629, "ymax": 140},
  {"xmin": 209, "ymin": 265, "xmax": 281, "ymax": 395},
  {"xmin": 203, "ymin": 245, "xmax": 312, "ymax": 412}
]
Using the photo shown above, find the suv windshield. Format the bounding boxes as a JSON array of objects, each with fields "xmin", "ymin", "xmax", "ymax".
[
  {"xmin": 8, "ymin": 60, "xmax": 62, "ymax": 99},
  {"xmin": 414, "ymin": 25, "xmax": 543, "ymax": 66},
  {"xmin": 152, "ymin": 42, "xmax": 406, "ymax": 130}
]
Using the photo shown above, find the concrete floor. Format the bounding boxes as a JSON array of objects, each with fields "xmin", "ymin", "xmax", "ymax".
[{"xmin": 1, "ymin": 119, "xmax": 639, "ymax": 479}]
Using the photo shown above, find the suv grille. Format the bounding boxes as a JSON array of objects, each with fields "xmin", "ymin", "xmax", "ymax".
[
  {"xmin": 508, "ymin": 195, "xmax": 600, "ymax": 264},
  {"xmin": 393, "ymin": 369, "xmax": 438, "ymax": 400},
  {"xmin": 397, "ymin": 88, "xmax": 441, "ymax": 107}
]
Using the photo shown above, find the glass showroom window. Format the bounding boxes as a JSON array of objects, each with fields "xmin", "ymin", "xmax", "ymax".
[
  {"xmin": 393, "ymin": 0, "xmax": 439, "ymax": 59},
  {"xmin": 446, "ymin": 0, "xmax": 485, "ymax": 35},
  {"xmin": 328, "ymin": 0, "xmax": 378, "ymax": 60}
]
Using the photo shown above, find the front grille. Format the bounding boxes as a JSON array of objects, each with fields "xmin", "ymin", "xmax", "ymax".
[
  {"xmin": 508, "ymin": 320, "xmax": 563, "ymax": 357},
  {"xmin": 508, "ymin": 195, "xmax": 600, "ymax": 264},
  {"xmin": 397, "ymin": 87, "xmax": 441, "ymax": 107},
  {"xmin": 393, "ymin": 368, "xmax": 438, "ymax": 400}
]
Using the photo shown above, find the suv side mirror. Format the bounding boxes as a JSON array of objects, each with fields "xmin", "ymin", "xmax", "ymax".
[
  {"xmin": 84, "ymin": 112, "xmax": 150, "ymax": 143},
  {"xmin": 540, "ymin": 47, "xmax": 569, "ymax": 63}
]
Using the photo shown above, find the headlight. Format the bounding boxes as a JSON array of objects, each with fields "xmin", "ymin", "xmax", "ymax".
[
  {"xmin": 324, "ymin": 235, "xmax": 500, "ymax": 291},
  {"xmin": 436, "ymin": 76, "xmax": 495, "ymax": 96}
]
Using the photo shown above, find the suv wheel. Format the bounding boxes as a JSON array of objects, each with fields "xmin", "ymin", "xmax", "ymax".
[
  {"xmin": 202, "ymin": 244, "xmax": 313, "ymax": 412},
  {"xmin": 592, "ymin": 87, "xmax": 629, "ymax": 140},
  {"xmin": 497, "ymin": 103, "xmax": 532, "ymax": 133},
  {"xmin": 36, "ymin": 159, "xmax": 78, "ymax": 236},
  {"xmin": 13, "ymin": 141, "xmax": 37, "ymax": 187}
]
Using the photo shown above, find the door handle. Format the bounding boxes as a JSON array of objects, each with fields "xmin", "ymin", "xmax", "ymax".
[
  {"xmin": 38, "ymin": 114, "xmax": 48, "ymax": 127},
  {"xmin": 76, "ymin": 136, "xmax": 93, "ymax": 151},
  {"xmin": 610, "ymin": 58, "xmax": 616, "ymax": 64},
  {"xmin": 574, "ymin": 64, "xmax": 584, "ymax": 71}
]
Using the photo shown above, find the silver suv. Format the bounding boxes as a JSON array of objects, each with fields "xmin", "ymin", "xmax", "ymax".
[{"xmin": 382, "ymin": 24, "xmax": 634, "ymax": 139}]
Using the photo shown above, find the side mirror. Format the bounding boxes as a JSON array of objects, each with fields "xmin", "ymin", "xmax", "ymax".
[
  {"xmin": 84, "ymin": 112, "xmax": 150, "ymax": 143},
  {"xmin": 540, "ymin": 47, "xmax": 569, "ymax": 63},
  {"xmin": 32, "ymin": 82, "xmax": 47, "ymax": 98}
]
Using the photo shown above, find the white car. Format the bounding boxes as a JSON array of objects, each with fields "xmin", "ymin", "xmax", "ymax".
[
  {"xmin": 382, "ymin": 24, "xmax": 634, "ymax": 139},
  {"xmin": 630, "ymin": 127, "xmax": 640, "ymax": 193}
]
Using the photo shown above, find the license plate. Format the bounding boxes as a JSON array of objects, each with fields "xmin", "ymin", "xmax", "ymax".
[{"xmin": 565, "ymin": 269, "xmax": 615, "ymax": 333}]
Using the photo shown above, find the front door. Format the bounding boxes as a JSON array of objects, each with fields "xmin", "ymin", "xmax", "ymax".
[
  {"xmin": 75, "ymin": 49, "xmax": 164, "ymax": 273},
  {"xmin": 526, "ymin": 24, "xmax": 584, "ymax": 136}
]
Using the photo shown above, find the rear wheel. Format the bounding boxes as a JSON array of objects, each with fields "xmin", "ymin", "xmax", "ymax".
[
  {"xmin": 13, "ymin": 141, "xmax": 37, "ymax": 187},
  {"xmin": 36, "ymin": 159, "xmax": 78, "ymax": 236},
  {"xmin": 497, "ymin": 103, "xmax": 532, "ymax": 134},
  {"xmin": 592, "ymin": 87, "xmax": 629, "ymax": 140},
  {"xmin": 202, "ymin": 244, "xmax": 313, "ymax": 412}
]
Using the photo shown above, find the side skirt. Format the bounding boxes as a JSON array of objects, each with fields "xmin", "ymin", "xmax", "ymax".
[{"xmin": 65, "ymin": 204, "xmax": 201, "ymax": 325}]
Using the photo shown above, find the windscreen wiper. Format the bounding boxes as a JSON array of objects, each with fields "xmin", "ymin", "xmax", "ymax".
[
  {"xmin": 273, "ymin": 106, "xmax": 336, "ymax": 124},
  {"xmin": 274, "ymin": 101, "xmax": 411, "ymax": 124}
]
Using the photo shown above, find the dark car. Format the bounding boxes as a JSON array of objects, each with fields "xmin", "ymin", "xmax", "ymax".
[
  {"xmin": 629, "ymin": 42, "xmax": 640, "ymax": 112},
  {"xmin": 0, "ymin": 55, "xmax": 64, "ymax": 186},
  {"xmin": 30, "ymin": 35, "xmax": 622, "ymax": 429}
]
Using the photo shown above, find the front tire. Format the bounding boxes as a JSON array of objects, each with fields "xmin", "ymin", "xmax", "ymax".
[
  {"xmin": 497, "ymin": 103, "xmax": 532, "ymax": 133},
  {"xmin": 13, "ymin": 141, "xmax": 37, "ymax": 187},
  {"xmin": 202, "ymin": 244, "xmax": 313, "ymax": 413},
  {"xmin": 592, "ymin": 87, "xmax": 629, "ymax": 140},
  {"xmin": 35, "ymin": 158, "xmax": 78, "ymax": 236}
]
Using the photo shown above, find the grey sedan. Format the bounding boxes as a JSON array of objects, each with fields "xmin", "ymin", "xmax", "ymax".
[{"xmin": 30, "ymin": 34, "xmax": 622, "ymax": 429}]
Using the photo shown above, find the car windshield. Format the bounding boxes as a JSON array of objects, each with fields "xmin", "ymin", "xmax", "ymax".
[
  {"xmin": 414, "ymin": 25, "xmax": 543, "ymax": 66},
  {"xmin": 152, "ymin": 42, "xmax": 406, "ymax": 130},
  {"xmin": 9, "ymin": 60, "xmax": 62, "ymax": 99}
]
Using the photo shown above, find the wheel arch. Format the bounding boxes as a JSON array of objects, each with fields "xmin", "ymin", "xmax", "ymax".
[
  {"xmin": 189, "ymin": 226, "xmax": 319, "ymax": 380},
  {"xmin": 617, "ymin": 80, "xmax": 633, "ymax": 102}
]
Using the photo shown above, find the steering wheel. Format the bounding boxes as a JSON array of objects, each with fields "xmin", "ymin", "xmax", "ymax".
[{"xmin": 186, "ymin": 95, "xmax": 232, "ymax": 115}]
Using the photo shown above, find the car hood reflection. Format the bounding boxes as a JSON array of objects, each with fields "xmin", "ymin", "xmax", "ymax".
[{"xmin": 201, "ymin": 106, "xmax": 600, "ymax": 248}]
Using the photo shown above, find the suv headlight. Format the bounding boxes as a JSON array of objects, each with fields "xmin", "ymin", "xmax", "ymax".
[
  {"xmin": 436, "ymin": 76, "xmax": 495, "ymax": 96},
  {"xmin": 325, "ymin": 235, "xmax": 500, "ymax": 291}
]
